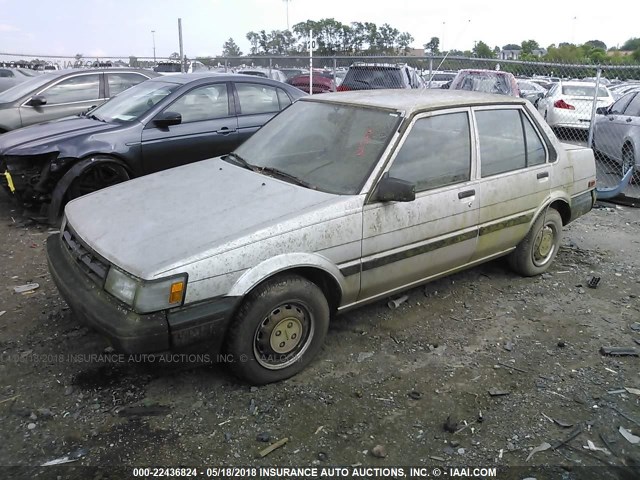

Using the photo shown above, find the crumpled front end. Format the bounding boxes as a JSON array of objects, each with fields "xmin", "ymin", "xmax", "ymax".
[{"xmin": 1, "ymin": 152, "xmax": 65, "ymax": 205}]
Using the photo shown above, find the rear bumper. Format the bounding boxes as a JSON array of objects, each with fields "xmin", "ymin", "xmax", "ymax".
[
  {"xmin": 46, "ymin": 234, "xmax": 240, "ymax": 353},
  {"xmin": 569, "ymin": 189, "xmax": 596, "ymax": 224}
]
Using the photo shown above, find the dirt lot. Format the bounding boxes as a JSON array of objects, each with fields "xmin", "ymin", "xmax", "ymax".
[{"xmin": 0, "ymin": 191, "xmax": 639, "ymax": 479}]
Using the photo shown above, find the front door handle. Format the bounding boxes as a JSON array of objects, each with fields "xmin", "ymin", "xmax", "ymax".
[
  {"xmin": 458, "ymin": 189, "xmax": 475, "ymax": 199},
  {"xmin": 216, "ymin": 127, "xmax": 236, "ymax": 135},
  {"xmin": 537, "ymin": 171, "xmax": 549, "ymax": 180},
  {"xmin": 627, "ymin": 117, "xmax": 633, "ymax": 123}
]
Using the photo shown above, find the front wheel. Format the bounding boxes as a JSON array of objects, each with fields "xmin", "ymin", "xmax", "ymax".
[
  {"xmin": 225, "ymin": 274, "xmax": 330, "ymax": 385},
  {"xmin": 66, "ymin": 162, "xmax": 129, "ymax": 201},
  {"xmin": 509, "ymin": 209, "xmax": 563, "ymax": 277}
]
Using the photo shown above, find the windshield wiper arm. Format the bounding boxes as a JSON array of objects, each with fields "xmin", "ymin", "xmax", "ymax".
[
  {"xmin": 223, "ymin": 152, "xmax": 254, "ymax": 170},
  {"xmin": 257, "ymin": 166, "xmax": 314, "ymax": 189},
  {"xmin": 87, "ymin": 113, "xmax": 105, "ymax": 123}
]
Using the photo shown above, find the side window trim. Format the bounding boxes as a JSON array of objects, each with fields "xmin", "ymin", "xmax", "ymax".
[
  {"xmin": 105, "ymin": 72, "xmax": 149, "ymax": 98},
  {"xmin": 472, "ymin": 105, "xmax": 552, "ymax": 177},
  {"xmin": 158, "ymin": 81, "xmax": 232, "ymax": 124},
  {"xmin": 382, "ymin": 107, "xmax": 474, "ymax": 195},
  {"xmin": 20, "ymin": 72, "xmax": 105, "ymax": 107},
  {"xmin": 233, "ymin": 81, "xmax": 281, "ymax": 116}
]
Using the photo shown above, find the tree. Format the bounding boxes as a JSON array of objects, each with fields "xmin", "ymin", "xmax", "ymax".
[
  {"xmin": 169, "ymin": 52, "xmax": 180, "ymax": 60},
  {"xmin": 502, "ymin": 44, "xmax": 520, "ymax": 51},
  {"xmin": 521, "ymin": 39, "xmax": 540, "ymax": 55},
  {"xmin": 222, "ymin": 38, "xmax": 242, "ymax": 56},
  {"xmin": 424, "ymin": 37, "xmax": 440, "ymax": 55},
  {"xmin": 397, "ymin": 32, "xmax": 414, "ymax": 55},
  {"xmin": 621, "ymin": 38, "xmax": 640, "ymax": 51},
  {"xmin": 584, "ymin": 39, "xmax": 607, "ymax": 51},
  {"xmin": 473, "ymin": 41, "xmax": 494, "ymax": 58},
  {"xmin": 246, "ymin": 32, "xmax": 260, "ymax": 55}
]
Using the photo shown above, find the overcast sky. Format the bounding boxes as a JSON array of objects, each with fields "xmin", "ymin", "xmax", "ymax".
[{"xmin": 0, "ymin": 0, "xmax": 637, "ymax": 60}]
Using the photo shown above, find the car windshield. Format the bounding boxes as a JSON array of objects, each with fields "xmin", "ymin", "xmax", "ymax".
[
  {"xmin": 233, "ymin": 100, "xmax": 401, "ymax": 195},
  {"xmin": 430, "ymin": 73, "xmax": 456, "ymax": 81},
  {"xmin": 343, "ymin": 67, "xmax": 405, "ymax": 89},
  {"xmin": 89, "ymin": 80, "xmax": 180, "ymax": 123},
  {"xmin": 562, "ymin": 85, "xmax": 609, "ymax": 97},
  {"xmin": 0, "ymin": 73, "xmax": 57, "ymax": 102},
  {"xmin": 154, "ymin": 63, "xmax": 182, "ymax": 73},
  {"xmin": 454, "ymin": 72, "xmax": 512, "ymax": 95}
]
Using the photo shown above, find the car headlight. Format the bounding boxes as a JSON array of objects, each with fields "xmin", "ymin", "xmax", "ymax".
[{"xmin": 104, "ymin": 267, "xmax": 187, "ymax": 313}]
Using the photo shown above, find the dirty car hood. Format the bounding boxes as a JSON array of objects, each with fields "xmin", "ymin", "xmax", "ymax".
[
  {"xmin": 64, "ymin": 158, "xmax": 343, "ymax": 279},
  {"xmin": 0, "ymin": 117, "xmax": 116, "ymax": 155}
]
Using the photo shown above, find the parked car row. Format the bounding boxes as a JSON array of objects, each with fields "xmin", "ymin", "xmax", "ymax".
[{"xmin": 0, "ymin": 73, "xmax": 305, "ymax": 221}]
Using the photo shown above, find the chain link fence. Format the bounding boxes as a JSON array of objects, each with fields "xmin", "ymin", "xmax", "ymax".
[{"xmin": 1, "ymin": 52, "xmax": 639, "ymax": 200}]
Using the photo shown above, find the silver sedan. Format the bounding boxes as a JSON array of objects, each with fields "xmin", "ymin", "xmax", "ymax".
[{"xmin": 592, "ymin": 90, "xmax": 640, "ymax": 180}]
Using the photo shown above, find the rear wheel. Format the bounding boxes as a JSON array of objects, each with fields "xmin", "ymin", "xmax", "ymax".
[
  {"xmin": 509, "ymin": 209, "xmax": 563, "ymax": 277},
  {"xmin": 66, "ymin": 162, "xmax": 129, "ymax": 201},
  {"xmin": 622, "ymin": 146, "xmax": 639, "ymax": 183},
  {"xmin": 225, "ymin": 274, "xmax": 330, "ymax": 385}
]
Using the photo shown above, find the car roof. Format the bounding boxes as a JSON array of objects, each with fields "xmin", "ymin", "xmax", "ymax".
[
  {"xmin": 300, "ymin": 89, "xmax": 525, "ymax": 114},
  {"xmin": 558, "ymin": 80, "xmax": 605, "ymax": 87},
  {"xmin": 33, "ymin": 68, "xmax": 156, "ymax": 79},
  {"xmin": 146, "ymin": 73, "xmax": 302, "ymax": 88}
]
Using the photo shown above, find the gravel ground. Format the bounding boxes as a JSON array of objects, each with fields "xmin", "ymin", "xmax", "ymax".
[{"xmin": 0, "ymin": 191, "xmax": 639, "ymax": 480}]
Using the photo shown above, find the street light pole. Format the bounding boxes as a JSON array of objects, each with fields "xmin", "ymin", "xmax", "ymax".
[
  {"xmin": 283, "ymin": 0, "xmax": 292, "ymax": 30},
  {"xmin": 151, "ymin": 30, "xmax": 156, "ymax": 63}
]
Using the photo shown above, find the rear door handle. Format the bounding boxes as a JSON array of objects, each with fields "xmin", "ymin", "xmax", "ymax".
[
  {"xmin": 458, "ymin": 189, "xmax": 475, "ymax": 199},
  {"xmin": 537, "ymin": 172, "xmax": 549, "ymax": 179},
  {"xmin": 216, "ymin": 127, "xmax": 236, "ymax": 135},
  {"xmin": 627, "ymin": 118, "xmax": 633, "ymax": 122}
]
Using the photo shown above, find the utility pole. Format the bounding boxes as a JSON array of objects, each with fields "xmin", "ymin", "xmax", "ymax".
[
  {"xmin": 283, "ymin": 0, "xmax": 292, "ymax": 30},
  {"xmin": 151, "ymin": 30, "xmax": 156, "ymax": 63},
  {"xmin": 178, "ymin": 18, "xmax": 184, "ymax": 73}
]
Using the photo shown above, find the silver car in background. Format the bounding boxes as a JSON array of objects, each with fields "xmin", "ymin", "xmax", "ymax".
[
  {"xmin": 0, "ymin": 68, "xmax": 158, "ymax": 133},
  {"xmin": 592, "ymin": 90, "xmax": 640, "ymax": 180}
]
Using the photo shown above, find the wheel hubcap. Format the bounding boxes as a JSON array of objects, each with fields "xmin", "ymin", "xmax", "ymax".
[
  {"xmin": 269, "ymin": 317, "xmax": 303, "ymax": 354},
  {"xmin": 253, "ymin": 303, "xmax": 313, "ymax": 370},
  {"xmin": 533, "ymin": 225, "xmax": 555, "ymax": 265}
]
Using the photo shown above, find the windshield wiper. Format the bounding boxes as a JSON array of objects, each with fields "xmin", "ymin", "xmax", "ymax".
[
  {"xmin": 223, "ymin": 152, "xmax": 254, "ymax": 170},
  {"xmin": 87, "ymin": 113, "xmax": 105, "ymax": 123},
  {"xmin": 257, "ymin": 166, "xmax": 315, "ymax": 189}
]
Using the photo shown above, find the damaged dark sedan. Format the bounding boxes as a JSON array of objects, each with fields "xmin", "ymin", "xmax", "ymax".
[{"xmin": 0, "ymin": 73, "xmax": 304, "ymax": 221}]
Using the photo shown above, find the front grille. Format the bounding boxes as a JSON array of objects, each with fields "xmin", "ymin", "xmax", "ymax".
[{"xmin": 61, "ymin": 225, "xmax": 110, "ymax": 285}]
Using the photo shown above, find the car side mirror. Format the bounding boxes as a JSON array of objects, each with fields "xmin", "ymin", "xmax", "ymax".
[
  {"xmin": 374, "ymin": 173, "xmax": 415, "ymax": 202},
  {"xmin": 595, "ymin": 106, "xmax": 608, "ymax": 115},
  {"xmin": 154, "ymin": 111, "xmax": 182, "ymax": 127},
  {"xmin": 27, "ymin": 95, "xmax": 47, "ymax": 106}
]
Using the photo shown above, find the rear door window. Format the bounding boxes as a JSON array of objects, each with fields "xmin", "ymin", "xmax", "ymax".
[
  {"xmin": 40, "ymin": 74, "xmax": 101, "ymax": 104},
  {"xmin": 236, "ymin": 83, "xmax": 280, "ymax": 115},
  {"xmin": 476, "ymin": 108, "xmax": 547, "ymax": 176},
  {"xmin": 107, "ymin": 73, "xmax": 149, "ymax": 96}
]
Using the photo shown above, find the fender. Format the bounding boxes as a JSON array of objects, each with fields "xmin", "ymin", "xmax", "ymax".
[
  {"xmin": 47, "ymin": 155, "xmax": 129, "ymax": 224},
  {"xmin": 529, "ymin": 191, "xmax": 571, "ymax": 229},
  {"xmin": 227, "ymin": 252, "xmax": 347, "ymax": 300}
]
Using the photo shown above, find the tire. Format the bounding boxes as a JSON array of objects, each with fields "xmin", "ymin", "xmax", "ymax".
[
  {"xmin": 590, "ymin": 136, "xmax": 606, "ymax": 161},
  {"xmin": 509, "ymin": 208, "xmax": 563, "ymax": 277},
  {"xmin": 622, "ymin": 146, "xmax": 639, "ymax": 184},
  {"xmin": 66, "ymin": 161, "xmax": 130, "ymax": 201},
  {"xmin": 225, "ymin": 274, "xmax": 330, "ymax": 385}
]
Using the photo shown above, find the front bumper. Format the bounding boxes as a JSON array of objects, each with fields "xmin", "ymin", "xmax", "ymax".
[{"xmin": 46, "ymin": 234, "xmax": 240, "ymax": 354}]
